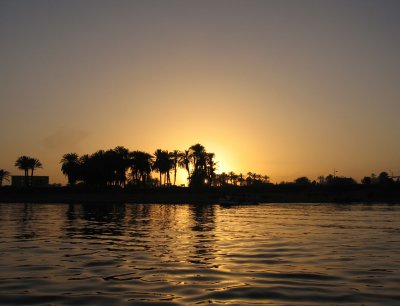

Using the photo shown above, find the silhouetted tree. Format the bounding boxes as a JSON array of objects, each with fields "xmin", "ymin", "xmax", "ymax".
[
  {"xmin": 215, "ymin": 172, "xmax": 228, "ymax": 186},
  {"xmin": 28, "ymin": 158, "xmax": 42, "ymax": 181},
  {"xmin": 205, "ymin": 152, "xmax": 217, "ymax": 186},
  {"xmin": 58, "ymin": 144, "xmax": 279, "ymax": 190},
  {"xmin": 262, "ymin": 175, "xmax": 270, "ymax": 183},
  {"xmin": 189, "ymin": 144, "xmax": 208, "ymax": 187},
  {"xmin": 78, "ymin": 154, "xmax": 90, "ymax": 184},
  {"xmin": 252, "ymin": 173, "xmax": 259, "ymax": 183},
  {"xmin": 215, "ymin": 170, "xmax": 268, "ymax": 186},
  {"xmin": 113, "ymin": 146, "xmax": 131, "ymax": 187},
  {"xmin": 178, "ymin": 150, "xmax": 191, "ymax": 184},
  {"xmin": 189, "ymin": 144, "xmax": 206, "ymax": 169},
  {"xmin": 361, "ymin": 176, "xmax": 371, "ymax": 185},
  {"xmin": 245, "ymin": 172, "xmax": 263, "ymax": 185},
  {"xmin": 14, "ymin": 156, "xmax": 42, "ymax": 186},
  {"xmin": 129, "ymin": 150, "xmax": 153, "ymax": 186},
  {"xmin": 317, "ymin": 175, "xmax": 326, "ymax": 184},
  {"xmin": 246, "ymin": 172, "xmax": 253, "ymax": 185},
  {"xmin": 152, "ymin": 149, "xmax": 163, "ymax": 186},
  {"xmin": 238, "ymin": 173, "xmax": 245, "ymax": 186},
  {"xmin": 294, "ymin": 176, "xmax": 311, "ymax": 185},
  {"xmin": 378, "ymin": 171, "xmax": 393, "ymax": 185},
  {"xmin": 170, "ymin": 150, "xmax": 181, "ymax": 186},
  {"xmin": 60, "ymin": 153, "xmax": 80, "ymax": 185},
  {"xmin": 89, "ymin": 150, "xmax": 108, "ymax": 186},
  {"xmin": 77, "ymin": 149, "xmax": 123, "ymax": 187},
  {"xmin": 325, "ymin": 174, "xmax": 334, "ymax": 185},
  {"xmin": 0, "ymin": 169, "xmax": 10, "ymax": 187},
  {"xmin": 228, "ymin": 171, "xmax": 237, "ymax": 185},
  {"xmin": 15, "ymin": 156, "xmax": 32, "ymax": 187},
  {"xmin": 153, "ymin": 149, "xmax": 172, "ymax": 186}
]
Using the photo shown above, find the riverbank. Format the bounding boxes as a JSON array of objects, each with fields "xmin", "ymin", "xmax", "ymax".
[{"xmin": 1, "ymin": 185, "xmax": 400, "ymax": 204}]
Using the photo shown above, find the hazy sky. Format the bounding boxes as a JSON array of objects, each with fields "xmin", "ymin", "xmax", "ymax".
[{"xmin": 1, "ymin": 0, "xmax": 399, "ymax": 184}]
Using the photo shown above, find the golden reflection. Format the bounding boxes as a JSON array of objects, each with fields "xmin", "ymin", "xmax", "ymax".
[{"xmin": 1, "ymin": 203, "xmax": 400, "ymax": 304}]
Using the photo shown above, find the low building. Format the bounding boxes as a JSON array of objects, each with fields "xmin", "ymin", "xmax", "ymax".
[{"xmin": 11, "ymin": 176, "xmax": 49, "ymax": 187}]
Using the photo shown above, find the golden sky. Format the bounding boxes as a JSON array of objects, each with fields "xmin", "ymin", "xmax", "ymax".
[{"xmin": 1, "ymin": 1, "xmax": 399, "ymax": 184}]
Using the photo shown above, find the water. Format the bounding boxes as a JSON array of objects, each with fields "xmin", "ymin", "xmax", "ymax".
[{"xmin": 0, "ymin": 203, "xmax": 399, "ymax": 305}]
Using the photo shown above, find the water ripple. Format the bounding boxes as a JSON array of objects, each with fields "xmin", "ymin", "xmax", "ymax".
[{"xmin": 0, "ymin": 203, "xmax": 399, "ymax": 305}]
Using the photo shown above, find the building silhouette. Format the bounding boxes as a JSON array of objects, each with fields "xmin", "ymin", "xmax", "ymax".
[{"xmin": 11, "ymin": 176, "xmax": 49, "ymax": 187}]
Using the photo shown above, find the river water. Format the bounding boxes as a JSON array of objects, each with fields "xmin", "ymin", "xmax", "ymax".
[{"xmin": 0, "ymin": 203, "xmax": 399, "ymax": 305}]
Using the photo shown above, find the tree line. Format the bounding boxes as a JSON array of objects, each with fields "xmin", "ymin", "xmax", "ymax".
[
  {"xmin": 0, "ymin": 156, "xmax": 43, "ymax": 187},
  {"xmin": 58, "ymin": 143, "xmax": 269, "ymax": 188},
  {"xmin": 288, "ymin": 171, "xmax": 398, "ymax": 186},
  {"xmin": 0, "ymin": 145, "xmax": 397, "ymax": 188},
  {"xmin": 58, "ymin": 144, "xmax": 270, "ymax": 188}
]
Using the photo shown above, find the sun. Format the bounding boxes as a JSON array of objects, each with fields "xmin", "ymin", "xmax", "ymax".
[
  {"xmin": 208, "ymin": 144, "xmax": 239, "ymax": 175},
  {"xmin": 215, "ymin": 161, "xmax": 226, "ymax": 174}
]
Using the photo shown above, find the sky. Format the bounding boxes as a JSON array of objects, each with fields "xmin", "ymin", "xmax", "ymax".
[{"xmin": 1, "ymin": 0, "xmax": 399, "ymax": 185}]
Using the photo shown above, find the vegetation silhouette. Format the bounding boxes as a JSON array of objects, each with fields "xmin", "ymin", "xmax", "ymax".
[
  {"xmin": 360, "ymin": 172, "xmax": 396, "ymax": 186},
  {"xmin": 57, "ymin": 143, "xmax": 270, "ymax": 190},
  {"xmin": 1, "ymin": 145, "xmax": 400, "ymax": 203},
  {"xmin": 294, "ymin": 176, "xmax": 311, "ymax": 185},
  {"xmin": 28, "ymin": 158, "xmax": 42, "ymax": 180},
  {"xmin": 129, "ymin": 150, "xmax": 153, "ymax": 187},
  {"xmin": 14, "ymin": 156, "xmax": 31, "ymax": 187},
  {"xmin": 170, "ymin": 150, "xmax": 180, "ymax": 186},
  {"xmin": 60, "ymin": 153, "xmax": 80, "ymax": 185},
  {"xmin": 153, "ymin": 149, "xmax": 172, "ymax": 186},
  {"xmin": 0, "ymin": 169, "xmax": 11, "ymax": 187},
  {"xmin": 178, "ymin": 150, "xmax": 191, "ymax": 181},
  {"xmin": 14, "ymin": 156, "xmax": 43, "ymax": 187}
]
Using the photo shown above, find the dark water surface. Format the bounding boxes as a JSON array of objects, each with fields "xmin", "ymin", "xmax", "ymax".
[{"xmin": 0, "ymin": 203, "xmax": 399, "ymax": 305}]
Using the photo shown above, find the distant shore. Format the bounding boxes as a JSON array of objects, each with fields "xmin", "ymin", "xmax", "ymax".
[{"xmin": 1, "ymin": 185, "xmax": 400, "ymax": 204}]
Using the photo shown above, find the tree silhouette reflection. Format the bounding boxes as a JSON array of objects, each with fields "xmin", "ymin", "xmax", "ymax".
[
  {"xmin": 64, "ymin": 203, "xmax": 127, "ymax": 237},
  {"xmin": 188, "ymin": 205, "xmax": 217, "ymax": 265}
]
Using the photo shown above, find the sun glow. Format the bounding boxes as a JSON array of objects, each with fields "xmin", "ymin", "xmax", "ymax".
[
  {"xmin": 215, "ymin": 161, "xmax": 229, "ymax": 175},
  {"xmin": 207, "ymin": 144, "xmax": 242, "ymax": 175}
]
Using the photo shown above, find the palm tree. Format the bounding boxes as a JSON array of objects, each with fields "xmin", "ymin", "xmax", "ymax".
[
  {"xmin": 60, "ymin": 153, "xmax": 80, "ymax": 185},
  {"xmin": 205, "ymin": 152, "xmax": 217, "ymax": 186},
  {"xmin": 238, "ymin": 173, "xmax": 245, "ymax": 186},
  {"xmin": 153, "ymin": 149, "xmax": 164, "ymax": 186},
  {"xmin": 129, "ymin": 151, "xmax": 153, "ymax": 186},
  {"xmin": 246, "ymin": 172, "xmax": 253, "ymax": 186},
  {"xmin": 113, "ymin": 146, "xmax": 130, "ymax": 187},
  {"xmin": 0, "ymin": 169, "xmax": 11, "ymax": 187},
  {"xmin": 28, "ymin": 158, "xmax": 42, "ymax": 184},
  {"xmin": 15, "ymin": 156, "xmax": 31, "ymax": 187},
  {"xmin": 170, "ymin": 150, "xmax": 181, "ymax": 186},
  {"xmin": 188, "ymin": 144, "xmax": 208, "ymax": 187},
  {"xmin": 153, "ymin": 149, "xmax": 172, "ymax": 186},
  {"xmin": 189, "ymin": 143, "xmax": 206, "ymax": 171},
  {"xmin": 178, "ymin": 150, "xmax": 191, "ymax": 183},
  {"xmin": 88, "ymin": 150, "xmax": 108, "ymax": 186},
  {"xmin": 78, "ymin": 154, "xmax": 90, "ymax": 184},
  {"xmin": 228, "ymin": 171, "xmax": 237, "ymax": 185},
  {"xmin": 262, "ymin": 175, "xmax": 270, "ymax": 183},
  {"xmin": 220, "ymin": 172, "xmax": 228, "ymax": 186}
]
